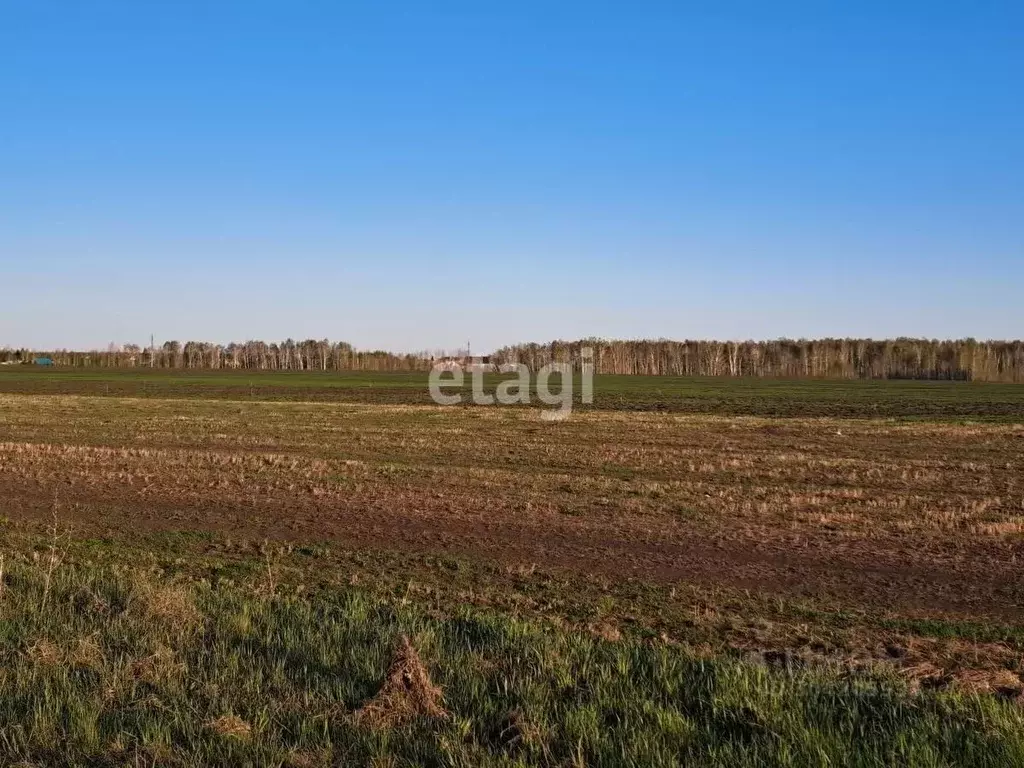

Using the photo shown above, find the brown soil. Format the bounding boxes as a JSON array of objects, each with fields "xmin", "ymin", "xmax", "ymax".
[{"xmin": 1, "ymin": 395, "xmax": 1022, "ymax": 622}]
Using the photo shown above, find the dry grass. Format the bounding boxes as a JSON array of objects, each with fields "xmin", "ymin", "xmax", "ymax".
[
  {"xmin": 132, "ymin": 582, "xmax": 202, "ymax": 629},
  {"xmin": 355, "ymin": 635, "xmax": 448, "ymax": 728},
  {"xmin": 1, "ymin": 397, "xmax": 1019, "ymax": 533},
  {"xmin": 24, "ymin": 638, "xmax": 63, "ymax": 666},
  {"xmin": 206, "ymin": 713, "xmax": 253, "ymax": 739},
  {"xmin": 70, "ymin": 634, "xmax": 105, "ymax": 669}
]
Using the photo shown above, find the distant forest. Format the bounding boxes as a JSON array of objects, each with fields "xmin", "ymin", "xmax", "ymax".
[{"xmin": 3, "ymin": 338, "xmax": 1024, "ymax": 382}]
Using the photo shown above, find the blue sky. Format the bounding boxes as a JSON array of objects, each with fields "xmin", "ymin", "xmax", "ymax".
[{"xmin": 2, "ymin": 1, "xmax": 1021, "ymax": 352}]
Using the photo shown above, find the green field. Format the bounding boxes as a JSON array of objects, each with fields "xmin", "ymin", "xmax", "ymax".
[{"xmin": 2, "ymin": 366, "xmax": 1022, "ymax": 419}]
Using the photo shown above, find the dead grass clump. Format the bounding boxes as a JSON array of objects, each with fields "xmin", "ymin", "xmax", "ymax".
[
  {"xmin": 970, "ymin": 519, "xmax": 1024, "ymax": 536},
  {"xmin": 72, "ymin": 586, "xmax": 111, "ymax": 617},
  {"xmin": 355, "ymin": 635, "xmax": 448, "ymax": 729},
  {"xmin": 25, "ymin": 638, "xmax": 63, "ymax": 666},
  {"xmin": 130, "ymin": 644, "xmax": 183, "ymax": 685},
  {"xmin": 69, "ymin": 634, "xmax": 105, "ymax": 670},
  {"xmin": 590, "ymin": 622, "xmax": 622, "ymax": 642},
  {"xmin": 902, "ymin": 663, "xmax": 1024, "ymax": 697},
  {"xmin": 133, "ymin": 582, "xmax": 202, "ymax": 629},
  {"xmin": 506, "ymin": 562, "xmax": 538, "ymax": 578},
  {"xmin": 955, "ymin": 668, "xmax": 1022, "ymax": 696},
  {"xmin": 283, "ymin": 748, "xmax": 332, "ymax": 768},
  {"xmin": 206, "ymin": 714, "xmax": 252, "ymax": 739}
]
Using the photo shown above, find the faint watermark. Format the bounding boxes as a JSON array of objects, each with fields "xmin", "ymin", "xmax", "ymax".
[{"xmin": 429, "ymin": 347, "xmax": 594, "ymax": 418}]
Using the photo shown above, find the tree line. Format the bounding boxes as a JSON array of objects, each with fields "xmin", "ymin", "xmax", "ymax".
[
  {"xmin": 493, "ymin": 338, "xmax": 1024, "ymax": 382},
  {"xmin": 2, "ymin": 337, "xmax": 1023, "ymax": 382},
  {"xmin": 0, "ymin": 340, "xmax": 430, "ymax": 372}
]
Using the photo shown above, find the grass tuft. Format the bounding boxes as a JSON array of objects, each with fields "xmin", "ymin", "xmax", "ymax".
[{"xmin": 355, "ymin": 634, "xmax": 448, "ymax": 729}]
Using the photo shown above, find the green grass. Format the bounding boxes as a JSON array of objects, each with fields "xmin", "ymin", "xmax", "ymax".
[
  {"xmin": 1, "ymin": 367, "xmax": 1022, "ymax": 419},
  {"xmin": 91, "ymin": 531, "xmax": 1024, "ymax": 655},
  {"xmin": 3, "ymin": 555, "xmax": 1024, "ymax": 767}
]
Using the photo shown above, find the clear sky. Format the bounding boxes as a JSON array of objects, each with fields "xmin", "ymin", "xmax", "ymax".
[{"xmin": 2, "ymin": 1, "xmax": 1021, "ymax": 353}]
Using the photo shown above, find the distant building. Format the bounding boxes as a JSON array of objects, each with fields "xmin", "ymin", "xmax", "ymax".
[
  {"xmin": 33, "ymin": 357, "xmax": 54, "ymax": 366},
  {"xmin": 432, "ymin": 355, "xmax": 494, "ymax": 372}
]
